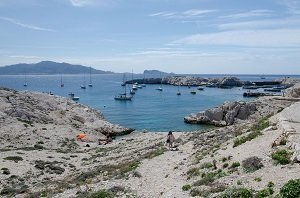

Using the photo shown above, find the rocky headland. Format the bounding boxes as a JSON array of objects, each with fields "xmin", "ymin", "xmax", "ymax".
[
  {"xmin": 1, "ymin": 79, "xmax": 300, "ymax": 198},
  {"xmin": 126, "ymin": 75, "xmax": 286, "ymax": 88}
]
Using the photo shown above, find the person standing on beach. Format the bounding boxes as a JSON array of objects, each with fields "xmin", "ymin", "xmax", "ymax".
[{"xmin": 167, "ymin": 131, "xmax": 175, "ymax": 149}]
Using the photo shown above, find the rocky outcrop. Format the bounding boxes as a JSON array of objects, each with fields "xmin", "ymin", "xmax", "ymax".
[
  {"xmin": 0, "ymin": 87, "xmax": 134, "ymax": 149},
  {"xmin": 184, "ymin": 101, "xmax": 256, "ymax": 126},
  {"xmin": 164, "ymin": 76, "xmax": 208, "ymax": 86},
  {"xmin": 127, "ymin": 76, "xmax": 243, "ymax": 87},
  {"xmin": 285, "ymin": 86, "xmax": 300, "ymax": 98}
]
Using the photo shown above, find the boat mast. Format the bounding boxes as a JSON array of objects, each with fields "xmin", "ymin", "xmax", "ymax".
[{"xmin": 89, "ymin": 67, "xmax": 92, "ymax": 84}]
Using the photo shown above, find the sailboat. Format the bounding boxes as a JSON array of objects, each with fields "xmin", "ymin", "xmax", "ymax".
[
  {"xmin": 131, "ymin": 70, "xmax": 138, "ymax": 90},
  {"xmin": 190, "ymin": 87, "xmax": 196, "ymax": 94},
  {"xmin": 23, "ymin": 71, "xmax": 28, "ymax": 87},
  {"xmin": 121, "ymin": 73, "xmax": 126, "ymax": 86},
  {"xmin": 142, "ymin": 73, "xmax": 146, "ymax": 87},
  {"xmin": 156, "ymin": 73, "xmax": 163, "ymax": 91},
  {"xmin": 88, "ymin": 67, "xmax": 93, "ymax": 87},
  {"xmin": 80, "ymin": 73, "xmax": 86, "ymax": 89},
  {"xmin": 60, "ymin": 74, "xmax": 64, "ymax": 87},
  {"xmin": 176, "ymin": 85, "xmax": 181, "ymax": 95},
  {"xmin": 115, "ymin": 76, "xmax": 132, "ymax": 100}
]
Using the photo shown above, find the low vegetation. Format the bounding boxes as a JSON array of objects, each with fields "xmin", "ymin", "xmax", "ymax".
[
  {"xmin": 230, "ymin": 162, "xmax": 240, "ymax": 169},
  {"xmin": 187, "ymin": 167, "xmax": 200, "ymax": 179},
  {"xmin": 233, "ymin": 130, "xmax": 262, "ymax": 147},
  {"xmin": 199, "ymin": 162, "xmax": 214, "ymax": 169},
  {"xmin": 220, "ymin": 187, "xmax": 253, "ymax": 198},
  {"xmin": 182, "ymin": 184, "xmax": 191, "ymax": 191},
  {"xmin": 89, "ymin": 190, "xmax": 113, "ymax": 198},
  {"xmin": 280, "ymin": 179, "xmax": 300, "ymax": 198},
  {"xmin": 193, "ymin": 169, "xmax": 226, "ymax": 186},
  {"xmin": 271, "ymin": 149, "xmax": 292, "ymax": 165},
  {"xmin": 143, "ymin": 147, "xmax": 167, "ymax": 159},
  {"xmin": 233, "ymin": 116, "xmax": 270, "ymax": 147},
  {"xmin": 3, "ymin": 156, "xmax": 23, "ymax": 162}
]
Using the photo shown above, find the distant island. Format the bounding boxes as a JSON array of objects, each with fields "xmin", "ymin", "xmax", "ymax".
[
  {"xmin": 143, "ymin": 70, "xmax": 175, "ymax": 76},
  {"xmin": 0, "ymin": 61, "xmax": 114, "ymax": 75}
]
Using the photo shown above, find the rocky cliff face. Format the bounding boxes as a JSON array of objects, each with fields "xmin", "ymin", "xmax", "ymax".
[
  {"xmin": 184, "ymin": 101, "xmax": 257, "ymax": 126},
  {"xmin": 0, "ymin": 87, "xmax": 133, "ymax": 149}
]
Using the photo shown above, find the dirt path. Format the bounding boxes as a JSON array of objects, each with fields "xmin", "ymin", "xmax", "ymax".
[{"xmin": 120, "ymin": 133, "xmax": 193, "ymax": 198}]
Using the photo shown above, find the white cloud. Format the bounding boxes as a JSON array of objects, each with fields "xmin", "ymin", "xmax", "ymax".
[
  {"xmin": 183, "ymin": 9, "xmax": 217, "ymax": 17},
  {"xmin": 148, "ymin": 9, "xmax": 216, "ymax": 19},
  {"xmin": 279, "ymin": 0, "xmax": 300, "ymax": 14},
  {"xmin": 219, "ymin": 17, "xmax": 300, "ymax": 30},
  {"xmin": 220, "ymin": 9, "xmax": 273, "ymax": 19},
  {"xmin": 174, "ymin": 29, "xmax": 300, "ymax": 48},
  {"xmin": 69, "ymin": 0, "xmax": 104, "ymax": 7},
  {"xmin": 0, "ymin": 17, "xmax": 56, "ymax": 32},
  {"xmin": 9, "ymin": 55, "xmax": 40, "ymax": 59}
]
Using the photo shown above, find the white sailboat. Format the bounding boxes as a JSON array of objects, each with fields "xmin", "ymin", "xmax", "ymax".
[
  {"xmin": 23, "ymin": 71, "xmax": 28, "ymax": 87},
  {"xmin": 176, "ymin": 85, "xmax": 181, "ymax": 95},
  {"xmin": 80, "ymin": 73, "xmax": 86, "ymax": 89},
  {"xmin": 156, "ymin": 73, "xmax": 163, "ymax": 91},
  {"xmin": 115, "ymin": 75, "xmax": 132, "ymax": 100},
  {"xmin": 60, "ymin": 74, "xmax": 64, "ymax": 87},
  {"xmin": 141, "ymin": 73, "xmax": 146, "ymax": 87},
  {"xmin": 88, "ymin": 67, "xmax": 93, "ymax": 87},
  {"xmin": 131, "ymin": 70, "xmax": 138, "ymax": 90}
]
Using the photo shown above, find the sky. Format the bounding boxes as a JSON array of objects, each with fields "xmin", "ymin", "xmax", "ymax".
[{"xmin": 0, "ymin": 0, "xmax": 300, "ymax": 74}]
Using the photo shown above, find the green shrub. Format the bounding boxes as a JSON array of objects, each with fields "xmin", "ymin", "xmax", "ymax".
[
  {"xmin": 220, "ymin": 187, "xmax": 253, "ymax": 198},
  {"xmin": 193, "ymin": 170, "xmax": 226, "ymax": 186},
  {"xmin": 255, "ymin": 187, "xmax": 273, "ymax": 198},
  {"xmin": 267, "ymin": 181, "xmax": 274, "ymax": 188},
  {"xmin": 280, "ymin": 179, "xmax": 300, "ymax": 198},
  {"xmin": 254, "ymin": 177, "xmax": 262, "ymax": 182},
  {"xmin": 223, "ymin": 163, "xmax": 229, "ymax": 168},
  {"xmin": 233, "ymin": 131, "xmax": 262, "ymax": 147},
  {"xmin": 187, "ymin": 167, "xmax": 200, "ymax": 178},
  {"xmin": 143, "ymin": 147, "xmax": 167, "ymax": 159},
  {"xmin": 251, "ymin": 117, "xmax": 270, "ymax": 132},
  {"xmin": 182, "ymin": 184, "xmax": 191, "ymax": 191},
  {"xmin": 89, "ymin": 190, "xmax": 113, "ymax": 198},
  {"xmin": 230, "ymin": 162, "xmax": 240, "ymax": 169},
  {"xmin": 222, "ymin": 157, "xmax": 228, "ymax": 162},
  {"xmin": 199, "ymin": 162, "xmax": 214, "ymax": 169},
  {"xmin": 3, "ymin": 156, "xmax": 23, "ymax": 162},
  {"xmin": 271, "ymin": 149, "xmax": 292, "ymax": 165}
]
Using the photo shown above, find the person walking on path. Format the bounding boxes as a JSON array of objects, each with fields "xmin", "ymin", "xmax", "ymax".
[{"xmin": 166, "ymin": 131, "xmax": 175, "ymax": 150}]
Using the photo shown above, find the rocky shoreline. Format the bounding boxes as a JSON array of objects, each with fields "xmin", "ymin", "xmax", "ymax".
[
  {"xmin": 126, "ymin": 76, "xmax": 288, "ymax": 88},
  {"xmin": 0, "ymin": 80, "xmax": 300, "ymax": 197}
]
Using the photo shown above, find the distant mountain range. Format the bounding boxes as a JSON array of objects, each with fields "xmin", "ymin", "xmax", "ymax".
[{"xmin": 0, "ymin": 61, "xmax": 114, "ymax": 75}]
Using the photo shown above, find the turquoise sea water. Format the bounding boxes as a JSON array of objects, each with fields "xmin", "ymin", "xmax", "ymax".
[{"xmin": 0, "ymin": 74, "xmax": 299, "ymax": 132}]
